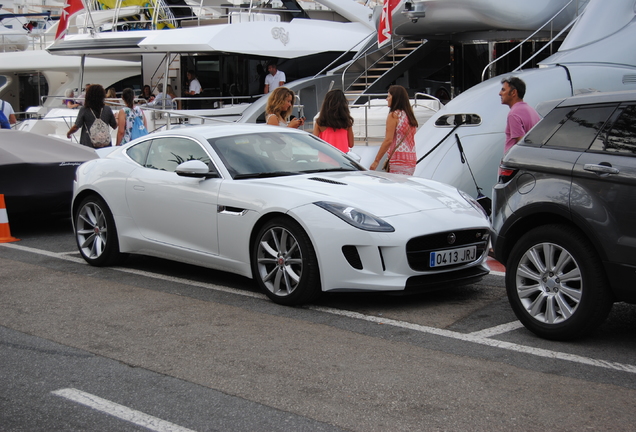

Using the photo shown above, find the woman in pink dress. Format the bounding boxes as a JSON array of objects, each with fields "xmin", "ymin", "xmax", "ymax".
[
  {"xmin": 370, "ymin": 85, "xmax": 418, "ymax": 175},
  {"xmin": 313, "ymin": 89, "xmax": 354, "ymax": 153}
]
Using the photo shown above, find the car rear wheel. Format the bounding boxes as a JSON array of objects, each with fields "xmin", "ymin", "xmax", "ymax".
[
  {"xmin": 252, "ymin": 217, "xmax": 321, "ymax": 305},
  {"xmin": 506, "ymin": 224, "xmax": 613, "ymax": 340},
  {"xmin": 75, "ymin": 195, "xmax": 124, "ymax": 267}
]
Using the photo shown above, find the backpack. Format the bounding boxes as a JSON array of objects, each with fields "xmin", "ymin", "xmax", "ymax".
[
  {"xmin": 0, "ymin": 101, "xmax": 10, "ymax": 129},
  {"xmin": 88, "ymin": 108, "xmax": 111, "ymax": 148},
  {"xmin": 130, "ymin": 107, "xmax": 148, "ymax": 140}
]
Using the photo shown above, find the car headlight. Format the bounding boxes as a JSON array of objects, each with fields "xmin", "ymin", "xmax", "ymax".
[
  {"xmin": 314, "ymin": 201, "xmax": 395, "ymax": 232},
  {"xmin": 458, "ymin": 189, "xmax": 489, "ymax": 218}
]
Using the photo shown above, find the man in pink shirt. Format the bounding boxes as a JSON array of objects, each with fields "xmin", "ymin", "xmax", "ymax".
[{"xmin": 500, "ymin": 77, "xmax": 541, "ymax": 153}]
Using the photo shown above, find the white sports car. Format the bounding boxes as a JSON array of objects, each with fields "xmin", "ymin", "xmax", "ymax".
[{"xmin": 72, "ymin": 124, "xmax": 491, "ymax": 305}]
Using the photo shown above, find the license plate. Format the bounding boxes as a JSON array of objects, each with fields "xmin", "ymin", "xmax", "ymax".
[{"xmin": 430, "ymin": 246, "xmax": 477, "ymax": 268}]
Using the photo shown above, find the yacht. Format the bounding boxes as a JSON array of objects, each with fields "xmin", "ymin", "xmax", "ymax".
[
  {"xmin": 0, "ymin": 2, "xmax": 142, "ymax": 128},
  {"xmin": 411, "ymin": 0, "xmax": 636, "ymax": 199},
  {"xmin": 41, "ymin": 0, "xmax": 376, "ymax": 131}
]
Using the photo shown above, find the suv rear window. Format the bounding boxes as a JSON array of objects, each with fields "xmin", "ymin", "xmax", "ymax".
[
  {"xmin": 542, "ymin": 105, "xmax": 617, "ymax": 150},
  {"xmin": 523, "ymin": 106, "xmax": 571, "ymax": 146},
  {"xmin": 590, "ymin": 104, "xmax": 636, "ymax": 155}
]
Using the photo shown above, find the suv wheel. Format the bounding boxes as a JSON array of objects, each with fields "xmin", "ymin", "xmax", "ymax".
[{"xmin": 506, "ymin": 224, "xmax": 613, "ymax": 340}]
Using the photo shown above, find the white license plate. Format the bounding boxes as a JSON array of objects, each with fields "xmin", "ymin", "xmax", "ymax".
[{"xmin": 430, "ymin": 246, "xmax": 477, "ymax": 268}]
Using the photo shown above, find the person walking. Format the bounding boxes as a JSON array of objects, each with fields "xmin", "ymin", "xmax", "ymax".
[
  {"xmin": 117, "ymin": 87, "xmax": 148, "ymax": 146},
  {"xmin": 313, "ymin": 89, "xmax": 354, "ymax": 153},
  {"xmin": 370, "ymin": 85, "xmax": 418, "ymax": 175},
  {"xmin": 264, "ymin": 62, "xmax": 286, "ymax": 94},
  {"xmin": 265, "ymin": 87, "xmax": 304, "ymax": 128},
  {"xmin": 66, "ymin": 84, "xmax": 117, "ymax": 147},
  {"xmin": 499, "ymin": 76, "xmax": 540, "ymax": 153}
]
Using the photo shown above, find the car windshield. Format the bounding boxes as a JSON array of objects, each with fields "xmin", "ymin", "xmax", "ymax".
[{"xmin": 208, "ymin": 132, "xmax": 364, "ymax": 179}]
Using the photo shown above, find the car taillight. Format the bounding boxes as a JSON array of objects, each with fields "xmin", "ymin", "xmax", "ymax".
[{"xmin": 498, "ymin": 166, "xmax": 518, "ymax": 183}]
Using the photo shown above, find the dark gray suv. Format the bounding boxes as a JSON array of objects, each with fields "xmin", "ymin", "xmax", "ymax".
[{"xmin": 492, "ymin": 90, "xmax": 636, "ymax": 340}]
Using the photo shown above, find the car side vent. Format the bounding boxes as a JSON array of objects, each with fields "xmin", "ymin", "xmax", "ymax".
[
  {"xmin": 308, "ymin": 177, "xmax": 347, "ymax": 185},
  {"xmin": 342, "ymin": 245, "xmax": 363, "ymax": 270},
  {"xmin": 623, "ymin": 75, "xmax": 636, "ymax": 84}
]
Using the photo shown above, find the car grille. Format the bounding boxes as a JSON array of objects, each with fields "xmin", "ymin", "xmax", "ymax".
[{"xmin": 406, "ymin": 229, "xmax": 489, "ymax": 271}]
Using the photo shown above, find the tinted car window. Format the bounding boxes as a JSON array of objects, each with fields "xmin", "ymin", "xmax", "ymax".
[
  {"xmin": 591, "ymin": 104, "xmax": 636, "ymax": 155},
  {"xmin": 543, "ymin": 105, "xmax": 616, "ymax": 150},
  {"xmin": 145, "ymin": 137, "xmax": 212, "ymax": 172},
  {"xmin": 208, "ymin": 132, "xmax": 362, "ymax": 179},
  {"xmin": 524, "ymin": 106, "xmax": 571, "ymax": 145},
  {"xmin": 126, "ymin": 139, "xmax": 151, "ymax": 165}
]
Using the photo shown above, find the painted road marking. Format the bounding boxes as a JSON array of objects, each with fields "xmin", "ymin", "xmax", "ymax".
[
  {"xmin": 52, "ymin": 388, "xmax": 195, "ymax": 432},
  {"xmin": 4, "ymin": 243, "xmax": 635, "ymax": 375},
  {"xmin": 309, "ymin": 306, "xmax": 636, "ymax": 374},
  {"xmin": 469, "ymin": 321, "xmax": 525, "ymax": 338}
]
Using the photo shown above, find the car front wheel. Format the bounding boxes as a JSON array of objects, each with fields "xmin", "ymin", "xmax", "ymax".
[
  {"xmin": 252, "ymin": 217, "xmax": 321, "ymax": 306},
  {"xmin": 75, "ymin": 195, "xmax": 124, "ymax": 267},
  {"xmin": 506, "ymin": 224, "xmax": 613, "ymax": 340}
]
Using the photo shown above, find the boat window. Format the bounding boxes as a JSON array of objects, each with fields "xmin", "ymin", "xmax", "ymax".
[{"xmin": 435, "ymin": 114, "xmax": 481, "ymax": 127}]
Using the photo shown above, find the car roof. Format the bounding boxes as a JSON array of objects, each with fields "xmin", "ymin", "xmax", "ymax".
[
  {"xmin": 156, "ymin": 123, "xmax": 304, "ymax": 140},
  {"xmin": 537, "ymin": 89, "xmax": 636, "ymax": 115}
]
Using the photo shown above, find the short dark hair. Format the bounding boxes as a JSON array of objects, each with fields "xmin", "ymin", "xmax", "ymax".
[{"xmin": 501, "ymin": 76, "xmax": 527, "ymax": 99}]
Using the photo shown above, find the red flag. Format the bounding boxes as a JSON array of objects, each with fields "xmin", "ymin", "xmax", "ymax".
[
  {"xmin": 56, "ymin": 0, "xmax": 85, "ymax": 40},
  {"xmin": 378, "ymin": 0, "xmax": 399, "ymax": 48}
]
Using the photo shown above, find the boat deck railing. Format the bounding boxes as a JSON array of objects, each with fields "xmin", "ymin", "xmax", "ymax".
[
  {"xmin": 70, "ymin": 0, "xmax": 297, "ymax": 34},
  {"xmin": 346, "ymin": 92, "xmax": 442, "ymax": 145},
  {"xmin": 481, "ymin": 0, "xmax": 583, "ymax": 81}
]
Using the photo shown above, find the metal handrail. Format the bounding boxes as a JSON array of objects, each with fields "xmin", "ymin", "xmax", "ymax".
[
  {"xmin": 413, "ymin": 92, "xmax": 442, "ymax": 112},
  {"xmin": 345, "ymin": 92, "xmax": 439, "ymax": 144},
  {"xmin": 480, "ymin": 0, "xmax": 578, "ymax": 81},
  {"xmin": 341, "ymin": 37, "xmax": 410, "ymax": 94},
  {"xmin": 340, "ymin": 38, "xmax": 382, "ymax": 92},
  {"xmin": 171, "ymin": 94, "xmax": 261, "ymax": 107},
  {"xmin": 312, "ymin": 32, "xmax": 375, "ymax": 79},
  {"xmin": 513, "ymin": 17, "xmax": 578, "ymax": 73}
]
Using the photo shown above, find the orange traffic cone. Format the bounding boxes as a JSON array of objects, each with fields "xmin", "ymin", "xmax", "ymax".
[{"xmin": 0, "ymin": 194, "xmax": 19, "ymax": 243}]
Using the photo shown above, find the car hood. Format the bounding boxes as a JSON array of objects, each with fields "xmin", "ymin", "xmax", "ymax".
[{"xmin": 244, "ymin": 171, "xmax": 474, "ymax": 217}]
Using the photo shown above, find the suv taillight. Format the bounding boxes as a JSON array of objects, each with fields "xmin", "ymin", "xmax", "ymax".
[{"xmin": 498, "ymin": 166, "xmax": 518, "ymax": 184}]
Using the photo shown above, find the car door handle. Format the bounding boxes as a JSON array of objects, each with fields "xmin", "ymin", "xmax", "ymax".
[
  {"xmin": 133, "ymin": 185, "xmax": 145, "ymax": 191},
  {"xmin": 583, "ymin": 164, "xmax": 619, "ymax": 175}
]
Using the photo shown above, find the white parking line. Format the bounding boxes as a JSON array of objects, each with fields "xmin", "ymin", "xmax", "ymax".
[
  {"xmin": 309, "ymin": 306, "xmax": 636, "ymax": 374},
  {"xmin": 1, "ymin": 243, "xmax": 265, "ymax": 300},
  {"xmin": 52, "ymin": 388, "xmax": 196, "ymax": 432},
  {"xmin": 469, "ymin": 321, "xmax": 525, "ymax": 338},
  {"xmin": 4, "ymin": 243, "xmax": 636, "ymax": 375}
]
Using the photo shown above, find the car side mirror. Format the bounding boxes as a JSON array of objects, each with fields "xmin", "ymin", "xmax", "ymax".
[{"xmin": 175, "ymin": 160, "xmax": 219, "ymax": 178}]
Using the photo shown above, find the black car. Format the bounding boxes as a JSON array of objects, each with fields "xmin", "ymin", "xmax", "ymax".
[{"xmin": 492, "ymin": 90, "xmax": 636, "ymax": 340}]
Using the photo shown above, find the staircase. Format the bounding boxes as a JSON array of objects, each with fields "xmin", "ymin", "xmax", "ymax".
[
  {"xmin": 150, "ymin": 53, "xmax": 181, "ymax": 92},
  {"xmin": 344, "ymin": 39, "xmax": 426, "ymax": 103}
]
